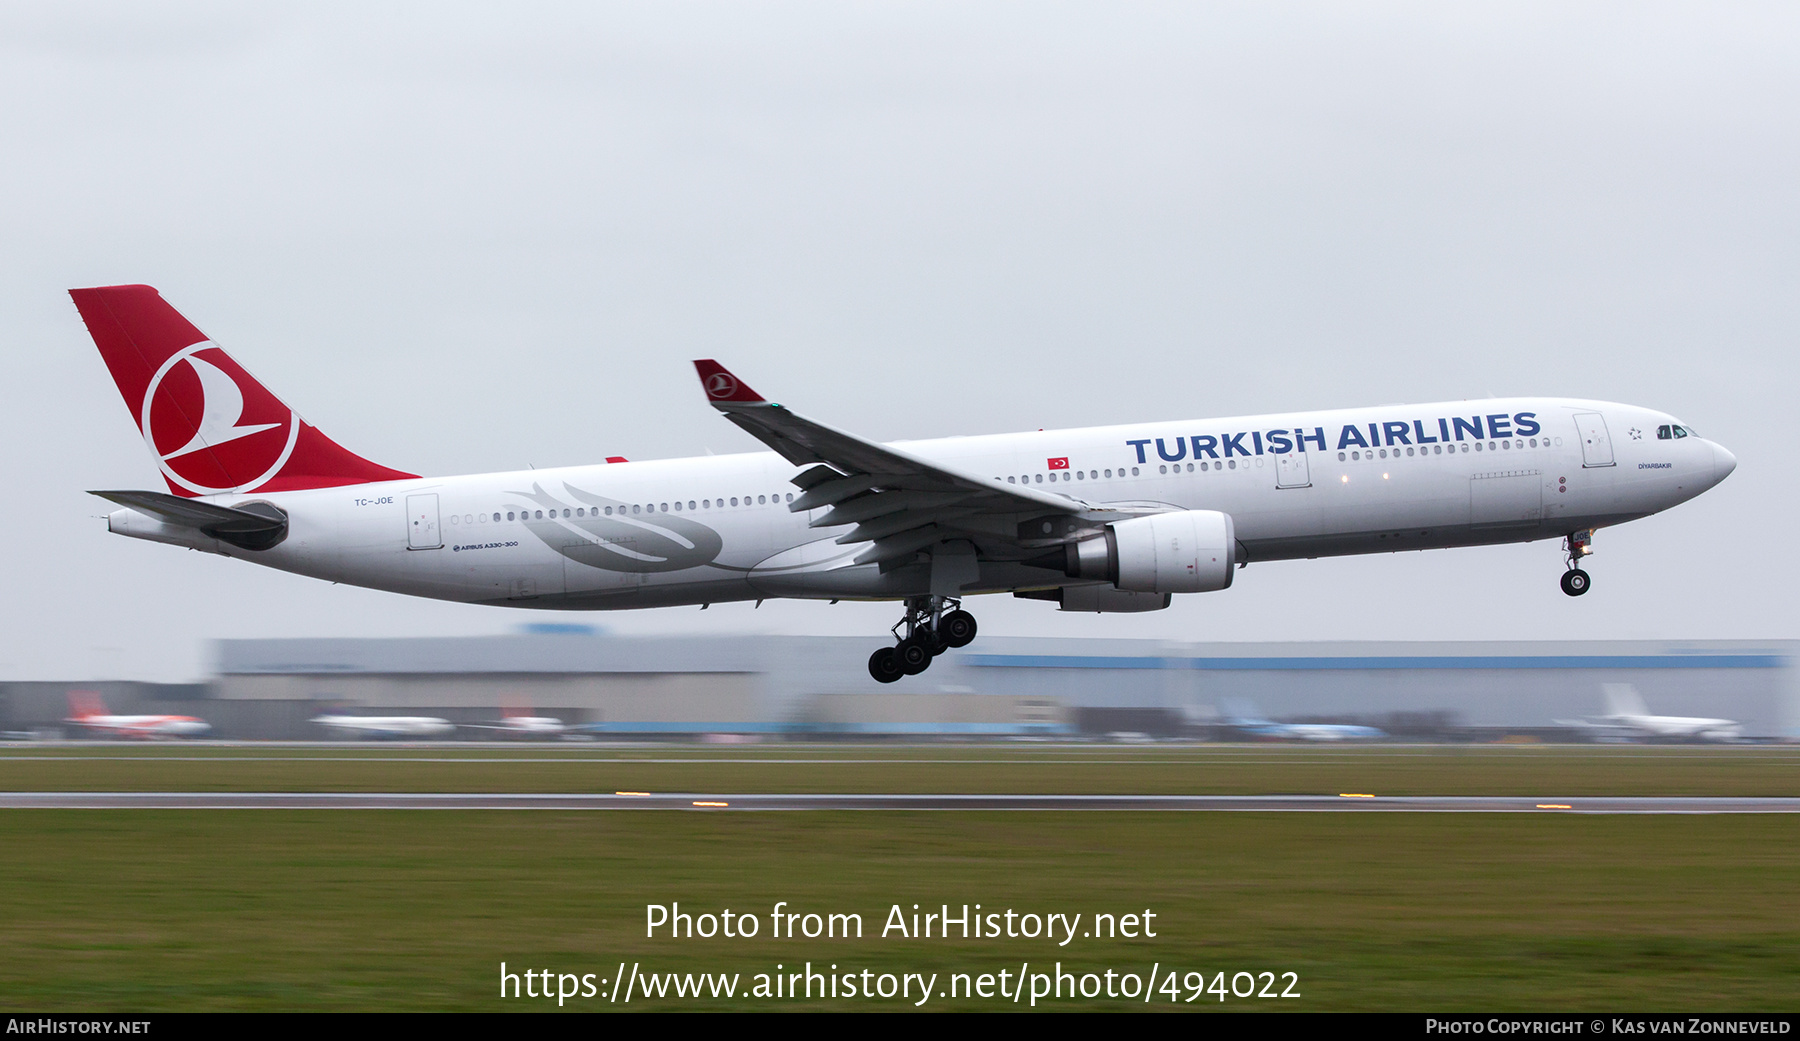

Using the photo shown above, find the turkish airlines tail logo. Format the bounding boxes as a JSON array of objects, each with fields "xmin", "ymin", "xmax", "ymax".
[{"xmin": 71, "ymin": 285, "xmax": 417, "ymax": 497}]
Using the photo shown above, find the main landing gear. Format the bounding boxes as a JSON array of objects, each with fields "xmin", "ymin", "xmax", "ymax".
[
  {"xmin": 1560, "ymin": 530, "xmax": 1594, "ymax": 597},
  {"xmin": 868, "ymin": 596, "xmax": 978, "ymax": 684}
]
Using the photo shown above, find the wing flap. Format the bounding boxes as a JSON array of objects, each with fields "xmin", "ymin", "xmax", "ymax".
[
  {"xmin": 809, "ymin": 490, "xmax": 969, "ymax": 529},
  {"xmin": 791, "ymin": 473, "xmax": 881, "ymax": 511},
  {"xmin": 852, "ymin": 525, "xmax": 947, "ymax": 566},
  {"xmin": 835, "ymin": 507, "xmax": 979, "ymax": 545}
]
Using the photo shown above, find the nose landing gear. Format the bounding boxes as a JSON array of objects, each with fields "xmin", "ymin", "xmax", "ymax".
[
  {"xmin": 867, "ymin": 596, "xmax": 978, "ymax": 683},
  {"xmin": 1560, "ymin": 530, "xmax": 1594, "ymax": 597}
]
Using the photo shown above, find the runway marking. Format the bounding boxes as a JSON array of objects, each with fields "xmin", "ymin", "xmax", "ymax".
[{"xmin": 2, "ymin": 793, "xmax": 1797, "ymax": 813}]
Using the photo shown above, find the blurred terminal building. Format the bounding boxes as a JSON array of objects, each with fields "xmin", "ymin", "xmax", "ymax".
[{"xmin": 3, "ymin": 627, "xmax": 1796, "ymax": 741}]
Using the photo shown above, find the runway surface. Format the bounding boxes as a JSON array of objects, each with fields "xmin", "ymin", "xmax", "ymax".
[{"xmin": 2, "ymin": 792, "xmax": 1797, "ymax": 812}]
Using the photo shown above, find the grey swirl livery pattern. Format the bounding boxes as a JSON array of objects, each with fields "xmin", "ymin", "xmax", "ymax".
[{"xmin": 509, "ymin": 483, "xmax": 724, "ymax": 573}]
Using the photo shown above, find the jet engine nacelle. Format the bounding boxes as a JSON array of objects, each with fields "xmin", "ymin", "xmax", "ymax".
[{"xmin": 1058, "ymin": 509, "xmax": 1237, "ymax": 594}]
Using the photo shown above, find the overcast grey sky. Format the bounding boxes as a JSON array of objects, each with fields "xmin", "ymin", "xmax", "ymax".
[{"xmin": 2, "ymin": 2, "xmax": 1794, "ymax": 681}]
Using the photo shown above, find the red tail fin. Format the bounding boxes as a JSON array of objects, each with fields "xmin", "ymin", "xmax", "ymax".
[
  {"xmin": 71, "ymin": 285, "xmax": 417, "ymax": 497},
  {"xmin": 67, "ymin": 691, "xmax": 107, "ymax": 720}
]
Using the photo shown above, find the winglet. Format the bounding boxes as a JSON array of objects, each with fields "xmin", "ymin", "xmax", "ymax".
[{"xmin": 692, "ymin": 360, "xmax": 767, "ymax": 405}]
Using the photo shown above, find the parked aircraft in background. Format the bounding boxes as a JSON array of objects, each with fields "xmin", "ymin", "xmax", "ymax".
[
  {"xmin": 74, "ymin": 285, "xmax": 1736, "ymax": 683},
  {"xmin": 1557, "ymin": 684, "xmax": 1741, "ymax": 742},
  {"xmin": 310, "ymin": 714, "xmax": 455, "ymax": 739},
  {"xmin": 1235, "ymin": 720, "xmax": 1388, "ymax": 742},
  {"xmin": 461, "ymin": 705, "xmax": 568, "ymax": 738},
  {"xmin": 1220, "ymin": 701, "xmax": 1386, "ymax": 742},
  {"xmin": 64, "ymin": 691, "xmax": 210, "ymax": 738}
]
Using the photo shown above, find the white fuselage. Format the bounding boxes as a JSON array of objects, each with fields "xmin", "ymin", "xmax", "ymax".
[
  {"xmin": 312, "ymin": 715, "xmax": 456, "ymax": 737},
  {"xmin": 1597, "ymin": 714, "xmax": 1742, "ymax": 741},
  {"xmin": 1241, "ymin": 723, "xmax": 1387, "ymax": 742},
  {"xmin": 68, "ymin": 715, "xmax": 211, "ymax": 738},
  {"xmin": 109, "ymin": 397, "xmax": 1733, "ymax": 610}
]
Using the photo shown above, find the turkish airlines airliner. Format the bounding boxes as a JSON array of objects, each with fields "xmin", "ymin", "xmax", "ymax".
[{"xmin": 72, "ymin": 285, "xmax": 1736, "ymax": 683}]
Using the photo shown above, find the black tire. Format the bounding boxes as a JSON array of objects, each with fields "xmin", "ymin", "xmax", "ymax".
[
  {"xmin": 1560, "ymin": 569, "xmax": 1591, "ymax": 597},
  {"xmin": 896, "ymin": 636, "xmax": 934, "ymax": 675},
  {"xmin": 940, "ymin": 609, "xmax": 978, "ymax": 648},
  {"xmin": 868, "ymin": 646, "xmax": 903, "ymax": 684}
]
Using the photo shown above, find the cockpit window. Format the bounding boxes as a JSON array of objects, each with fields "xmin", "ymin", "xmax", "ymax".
[
  {"xmin": 1672, "ymin": 425, "xmax": 1692, "ymax": 438},
  {"xmin": 1657, "ymin": 425, "xmax": 1672, "ymax": 440}
]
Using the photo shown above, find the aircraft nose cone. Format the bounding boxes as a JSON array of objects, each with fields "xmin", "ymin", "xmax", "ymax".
[{"xmin": 1713, "ymin": 443, "xmax": 1737, "ymax": 483}]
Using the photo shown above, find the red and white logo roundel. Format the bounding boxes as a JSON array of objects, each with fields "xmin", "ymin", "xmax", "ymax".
[
  {"xmin": 704, "ymin": 372, "xmax": 739, "ymax": 400},
  {"xmin": 139, "ymin": 342, "xmax": 300, "ymax": 495}
]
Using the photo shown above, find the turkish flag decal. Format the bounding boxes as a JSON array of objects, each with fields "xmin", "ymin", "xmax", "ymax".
[{"xmin": 1047, "ymin": 457, "xmax": 1069, "ymax": 470}]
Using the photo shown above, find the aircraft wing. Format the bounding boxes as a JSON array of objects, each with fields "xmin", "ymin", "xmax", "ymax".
[{"xmin": 692, "ymin": 360, "xmax": 1111, "ymax": 566}]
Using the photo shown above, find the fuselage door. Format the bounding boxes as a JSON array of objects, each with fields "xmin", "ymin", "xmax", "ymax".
[
  {"xmin": 1574, "ymin": 412, "xmax": 1615, "ymax": 468},
  {"xmin": 1275, "ymin": 450, "xmax": 1311, "ymax": 489},
  {"xmin": 405, "ymin": 493, "xmax": 442, "ymax": 549}
]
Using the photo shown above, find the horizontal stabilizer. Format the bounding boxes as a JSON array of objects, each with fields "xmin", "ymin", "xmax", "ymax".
[{"xmin": 90, "ymin": 489, "xmax": 288, "ymax": 550}]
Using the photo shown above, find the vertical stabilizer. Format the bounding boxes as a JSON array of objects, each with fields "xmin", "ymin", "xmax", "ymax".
[
  {"xmin": 71, "ymin": 285, "xmax": 418, "ymax": 497},
  {"xmin": 66, "ymin": 691, "xmax": 108, "ymax": 721},
  {"xmin": 1602, "ymin": 683, "xmax": 1649, "ymax": 717}
]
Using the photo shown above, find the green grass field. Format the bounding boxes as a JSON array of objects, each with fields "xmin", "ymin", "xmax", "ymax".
[
  {"xmin": 0, "ymin": 744, "xmax": 1795, "ymax": 1011},
  {"xmin": 1, "ymin": 742, "xmax": 1796, "ymax": 796}
]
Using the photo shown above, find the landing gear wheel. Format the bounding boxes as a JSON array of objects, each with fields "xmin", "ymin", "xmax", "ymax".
[
  {"xmin": 895, "ymin": 636, "xmax": 934, "ymax": 675},
  {"xmin": 1560, "ymin": 569, "xmax": 1590, "ymax": 597},
  {"xmin": 868, "ymin": 647, "xmax": 903, "ymax": 684},
  {"xmin": 940, "ymin": 610, "xmax": 978, "ymax": 648}
]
